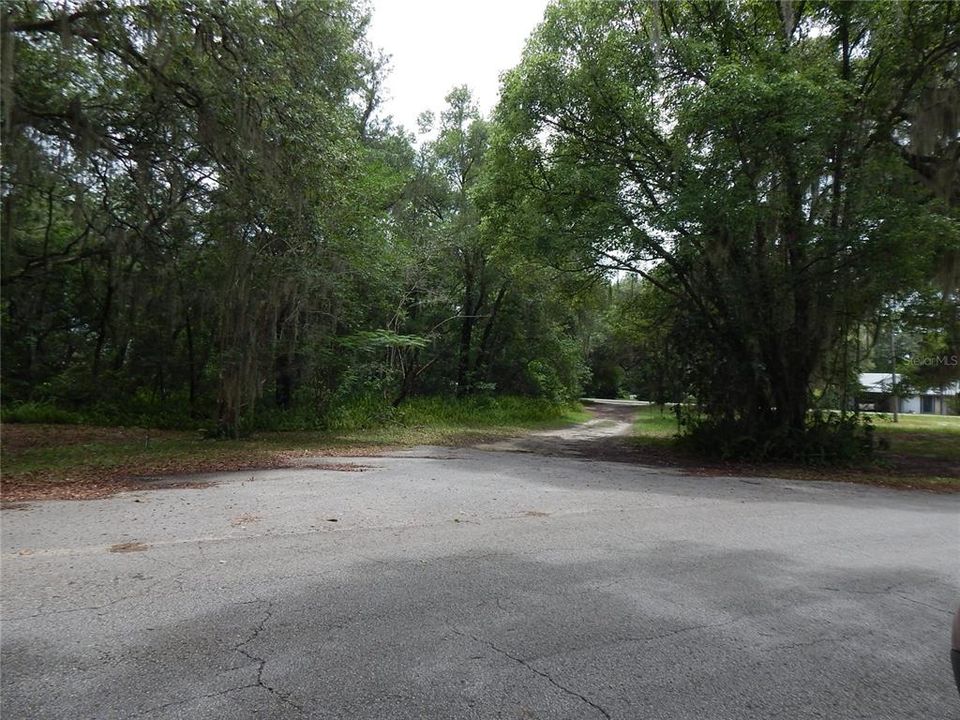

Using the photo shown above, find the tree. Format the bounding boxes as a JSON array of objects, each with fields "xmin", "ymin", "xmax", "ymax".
[
  {"xmin": 487, "ymin": 0, "xmax": 960, "ymax": 457},
  {"xmin": 417, "ymin": 87, "xmax": 504, "ymax": 395},
  {"xmin": 2, "ymin": 0, "xmax": 380, "ymax": 435},
  {"xmin": 898, "ymin": 287, "xmax": 960, "ymax": 398}
]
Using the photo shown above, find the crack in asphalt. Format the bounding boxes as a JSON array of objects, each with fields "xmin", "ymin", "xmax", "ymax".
[
  {"xmin": 817, "ymin": 583, "xmax": 903, "ymax": 595},
  {"xmin": 233, "ymin": 600, "xmax": 304, "ymax": 713},
  {"xmin": 451, "ymin": 628, "xmax": 611, "ymax": 719},
  {"xmin": 62, "ymin": 599, "xmax": 304, "ymax": 719},
  {"xmin": 891, "ymin": 592, "xmax": 952, "ymax": 615},
  {"xmin": 6, "ymin": 545, "xmax": 189, "ymax": 624}
]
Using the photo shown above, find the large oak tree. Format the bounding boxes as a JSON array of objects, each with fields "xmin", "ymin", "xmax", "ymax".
[{"xmin": 487, "ymin": 0, "xmax": 960, "ymax": 455}]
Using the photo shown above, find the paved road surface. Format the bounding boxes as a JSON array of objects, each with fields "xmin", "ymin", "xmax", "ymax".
[{"xmin": 2, "ymin": 401, "xmax": 958, "ymax": 719}]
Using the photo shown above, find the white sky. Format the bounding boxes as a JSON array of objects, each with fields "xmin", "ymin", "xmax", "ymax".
[{"xmin": 367, "ymin": 0, "xmax": 550, "ymax": 135}]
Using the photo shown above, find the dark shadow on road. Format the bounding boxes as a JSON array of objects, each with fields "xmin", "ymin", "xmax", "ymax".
[{"xmin": 4, "ymin": 544, "xmax": 953, "ymax": 719}]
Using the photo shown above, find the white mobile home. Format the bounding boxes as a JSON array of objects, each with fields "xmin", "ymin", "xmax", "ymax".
[{"xmin": 859, "ymin": 372, "xmax": 959, "ymax": 415}]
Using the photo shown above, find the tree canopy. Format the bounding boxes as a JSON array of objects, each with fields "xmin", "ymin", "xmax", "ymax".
[
  {"xmin": 485, "ymin": 0, "xmax": 959, "ymax": 456},
  {"xmin": 3, "ymin": 0, "xmax": 958, "ymax": 456}
]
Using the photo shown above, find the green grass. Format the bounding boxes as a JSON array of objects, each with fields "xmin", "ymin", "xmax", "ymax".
[
  {"xmin": 627, "ymin": 405, "xmax": 959, "ymax": 490},
  {"xmin": 632, "ymin": 405, "xmax": 960, "ymax": 461},
  {"xmin": 396, "ymin": 395, "xmax": 589, "ymax": 428},
  {"xmin": 871, "ymin": 412, "xmax": 960, "ymax": 461},
  {"xmin": 6, "ymin": 399, "xmax": 954, "ymax": 497},
  {"xmin": 1, "ymin": 396, "xmax": 587, "ymax": 494},
  {"xmin": 1, "ymin": 394, "xmax": 589, "ymax": 434},
  {"xmin": 631, "ymin": 404, "xmax": 681, "ymax": 444}
]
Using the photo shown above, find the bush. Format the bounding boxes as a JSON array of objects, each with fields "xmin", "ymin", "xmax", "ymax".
[
  {"xmin": 526, "ymin": 360, "xmax": 575, "ymax": 403},
  {"xmin": 678, "ymin": 409, "xmax": 876, "ymax": 464},
  {"xmin": 1, "ymin": 402, "xmax": 84, "ymax": 425},
  {"xmin": 1, "ymin": 394, "xmax": 211, "ymax": 431}
]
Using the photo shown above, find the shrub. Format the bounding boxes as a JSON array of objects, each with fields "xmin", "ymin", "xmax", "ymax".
[
  {"xmin": 677, "ymin": 408, "xmax": 876, "ymax": 464},
  {"xmin": 1, "ymin": 402, "xmax": 84, "ymax": 425}
]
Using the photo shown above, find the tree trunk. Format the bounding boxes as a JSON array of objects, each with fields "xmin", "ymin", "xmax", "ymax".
[
  {"xmin": 274, "ymin": 301, "xmax": 295, "ymax": 410},
  {"xmin": 185, "ymin": 312, "xmax": 197, "ymax": 408},
  {"xmin": 455, "ymin": 273, "xmax": 475, "ymax": 396},
  {"xmin": 275, "ymin": 351, "xmax": 293, "ymax": 410},
  {"xmin": 92, "ymin": 279, "xmax": 114, "ymax": 376},
  {"xmin": 476, "ymin": 283, "xmax": 509, "ymax": 382},
  {"xmin": 217, "ymin": 368, "xmax": 242, "ymax": 438}
]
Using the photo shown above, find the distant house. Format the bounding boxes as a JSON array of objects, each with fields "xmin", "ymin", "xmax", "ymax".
[{"xmin": 859, "ymin": 372, "xmax": 959, "ymax": 415}]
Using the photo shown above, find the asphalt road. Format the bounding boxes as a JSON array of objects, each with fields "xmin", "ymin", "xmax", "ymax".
[{"xmin": 2, "ymin": 402, "xmax": 958, "ymax": 719}]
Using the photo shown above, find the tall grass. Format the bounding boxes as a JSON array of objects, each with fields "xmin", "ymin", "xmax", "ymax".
[
  {"xmin": 1, "ymin": 402, "xmax": 85, "ymax": 425},
  {"xmin": 631, "ymin": 405, "xmax": 681, "ymax": 447},
  {"xmin": 395, "ymin": 395, "xmax": 584, "ymax": 428},
  {"xmin": 1, "ymin": 395, "xmax": 583, "ymax": 435},
  {"xmin": 1, "ymin": 397, "xmax": 209, "ymax": 430}
]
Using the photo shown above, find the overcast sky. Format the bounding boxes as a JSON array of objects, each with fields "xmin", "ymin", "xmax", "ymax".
[{"xmin": 367, "ymin": 0, "xmax": 550, "ymax": 135}]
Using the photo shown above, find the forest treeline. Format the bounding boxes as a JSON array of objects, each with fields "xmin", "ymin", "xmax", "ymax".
[
  {"xmin": 1, "ymin": 1, "xmax": 592, "ymax": 436},
  {"xmin": 2, "ymin": 1, "xmax": 958, "ymax": 457}
]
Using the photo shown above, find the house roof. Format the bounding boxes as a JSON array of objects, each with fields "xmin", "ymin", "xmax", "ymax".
[
  {"xmin": 859, "ymin": 372, "xmax": 960, "ymax": 395},
  {"xmin": 859, "ymin": 372, "xmax": 893, "ymax": 392}
]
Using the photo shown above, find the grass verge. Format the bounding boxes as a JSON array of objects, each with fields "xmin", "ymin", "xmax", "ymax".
[
  {"xmin": 630, "ymin": 405, "xmax": 960, "ymax": 492},
  {"xmin": 1, "ymin": 397, "xmax": 587, "ymax": 501}
]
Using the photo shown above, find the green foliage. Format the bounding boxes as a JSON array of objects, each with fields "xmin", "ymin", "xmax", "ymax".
[
  {"xmin": 488, "ymin": 0, "xmax": 960, "ymax": 458},
  {"xmin": 1, "ymin": 0, "xmax": 380, "ymax": 437},
  {"xmin": 1, "ymin": 402, "xmax": 84, "ymax": 425},
  {"xmin": 899, "ymin": 288, "xmax": 960, "ymax": 393},
  {"xmin": 1, "ymin": 394, "xmax": 211, "ymax": 430},
  {"xmin": 525, "ymin": 343, "xmax": 588, "ymax": 403},
  {"xmin": 582, "ymin": 276, "xmax": 681, "ymax": 402},
  {"xmin": 321, "ymin": 393, "xmax": 399, "ymax": 432},
  {"xmin": 4, "ymin": 0, "xmax": 956, "ymax": 464},
  {"xmin": 394, "ymin": 395, "xmax": 582, "ymax": 429},
  {"xmin": 677, "ymin": 409, "xmax": 877, "ymax": 464},
  {"xmin": 876, "ymin": 413, "xmax": 960, "ymax": 461},
  {"xmin": 340, "ymin": 330, "xmax": 429, "ymax": 353},
  {"xmin": 631, "ymin": 406, "xmax": 681, "ymax": 443},
  {"xmin": 257, "ymin": 394, "xmax": 580, "ymax": 435}
]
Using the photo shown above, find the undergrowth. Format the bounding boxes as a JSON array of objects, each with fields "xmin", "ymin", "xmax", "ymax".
[{"xmin": 1, "ymin": 395, "xmax": 583, "ymax": 435}]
